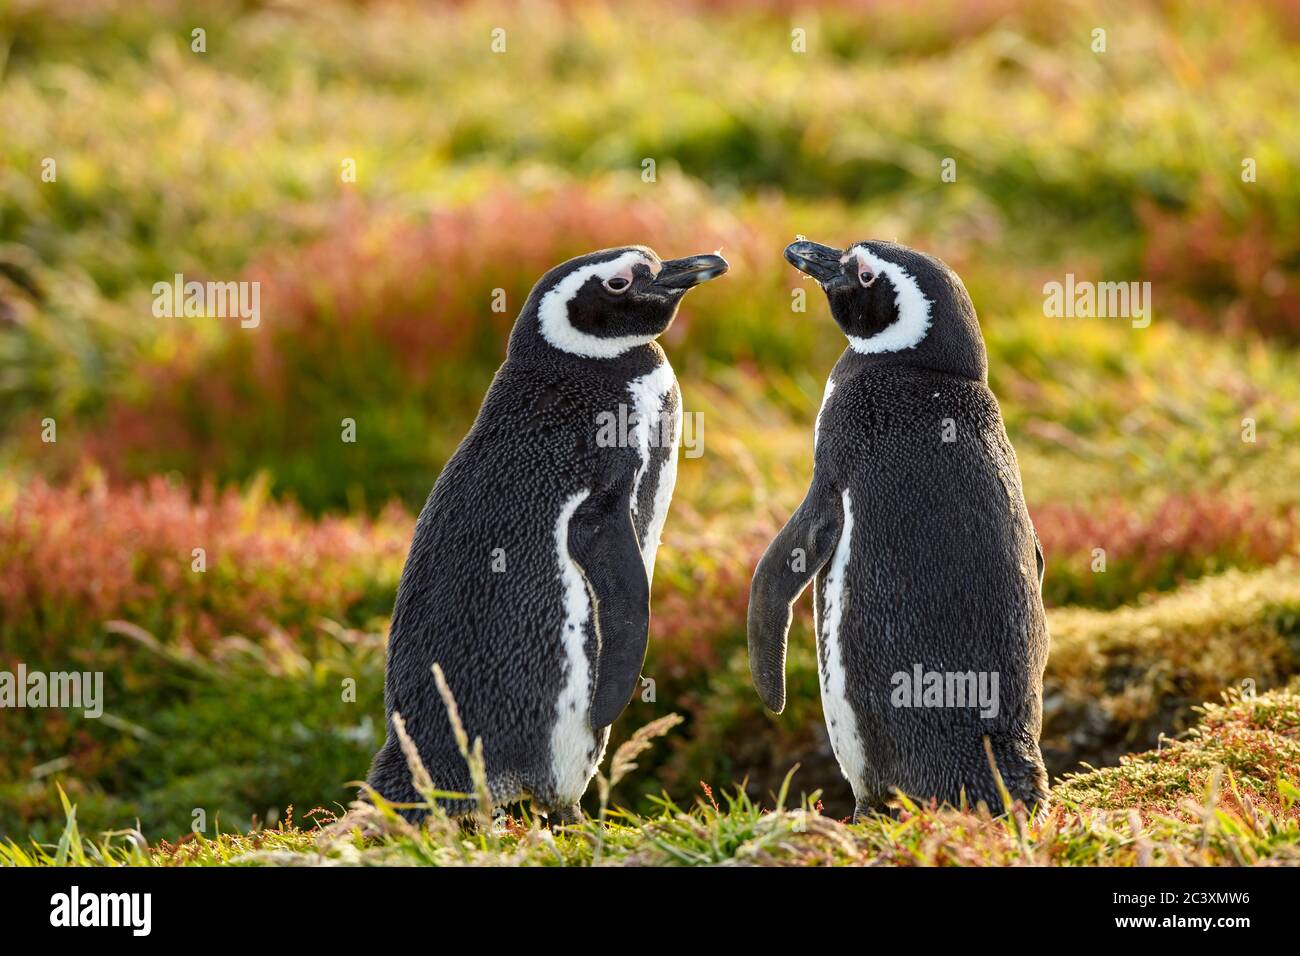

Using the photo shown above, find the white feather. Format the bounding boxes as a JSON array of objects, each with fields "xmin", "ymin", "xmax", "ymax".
[
  {"xmin": 815, "ymin": 376, "xmax": 835, "ymax": 451},
  {"xmin": 844, "ymin": 245, "xmax": 933, "ymax": 355},
  {"xmin": 538, "ymin": 251, "xmax": 658, "ymax": 359},
  {"xmin": 626, "ymin": 361, "xmax": 680, "ymax": 580},
  {"xmin": 640, "ymin": 427, "xmax": 679, "ymax": 581},
  {"xmin": 818, "ymin": 488, "xmax": 867, "ymax": 799},
  {"xmin": 549, "ymin": 490, "xmax": 601, "ymax": 803}
]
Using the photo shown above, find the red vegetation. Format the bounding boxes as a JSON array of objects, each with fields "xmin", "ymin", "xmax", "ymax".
[
  {"xmin": 1034, "ymin": 493, "xmax": 1300, "ymax": 607},
  {"xmin": 87, "ymin": 189, "xmax": 771, "ymax": 509},
  {"xmin": 0, "ymin": 473, "xmax": 410, "ymax": 657},
  {"xmin": 1140, "ymin": 190, "xmax": 1300, "ymax": 340}
]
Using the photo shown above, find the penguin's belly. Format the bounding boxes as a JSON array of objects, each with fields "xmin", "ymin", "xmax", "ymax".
[
  {"xmin": 548, "ymin": 489, "xmax": 608, "ymax": 803},
  {"xmin": 546, "ymin": 362, "xmax": 679, "ymax": 803},
  {"xmin": 815, "ymin": 488, "xmax": 869, "ymax": 799},
  {"xmin": 626, "ymin": 361, "xmax": 680, "ymax": 581}
]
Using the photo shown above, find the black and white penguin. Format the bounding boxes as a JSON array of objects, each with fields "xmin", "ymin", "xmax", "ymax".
[
  {"xmin": 748, "ymin": 238, "xmax": 1049, "ymax": 819},
  {"xmin": 368, "ymin": 245, "xmax": 727, "ymax": 822}
]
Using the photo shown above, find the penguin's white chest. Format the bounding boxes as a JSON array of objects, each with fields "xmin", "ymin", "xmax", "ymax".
[
  {"xmin": 549, "ymin": 490, "xmax": 604, "ymax": 803},
  {"xmin": 547, "ymin": 362, "xmax": 679, "ymax": 803},
  {"xmin": 817, "ymin": 488, "xmax": 868, "ymax": 799},
  {"xmin": 815, "ymin": 376, "xmax": 835, "ymax": 451},
  {"xmin": 626, "ymin": 360, "xmax": 680, "ymax": 583}
]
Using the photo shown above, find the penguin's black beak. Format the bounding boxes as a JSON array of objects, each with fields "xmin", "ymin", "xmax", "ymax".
[
  {"xmin": 784, "ymin": 239, "xmax": 844, "ymax": 285},
  {"xmin": 654, "ymin": 253, "xmax": 729, "ymax": 290}
]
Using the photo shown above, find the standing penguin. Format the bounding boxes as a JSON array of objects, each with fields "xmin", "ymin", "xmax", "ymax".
[
  {"xmin": 748, "ymin": 238, "xmax": 1048, "ymax": 819},
  {"xmin": 369, "ymin": 245, "xmax": 728, "ymax": 822}
]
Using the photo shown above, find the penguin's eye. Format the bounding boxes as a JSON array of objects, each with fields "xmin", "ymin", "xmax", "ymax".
[
  {"xmin": 858, "ymin": 268, "xmax": 877, "ymax": 288},
  {"xmin": 603, "ymin": 276, "xmax": 631, "ymax": 294}
]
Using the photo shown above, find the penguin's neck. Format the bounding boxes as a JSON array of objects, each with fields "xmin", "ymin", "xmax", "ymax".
[
  {"xmin": 507, "ymin": 316, "xmax": 669, "ymax": 385},
  {"xmin": 832, "ymin": 343, "xmax": 985, "ymax": 385}
]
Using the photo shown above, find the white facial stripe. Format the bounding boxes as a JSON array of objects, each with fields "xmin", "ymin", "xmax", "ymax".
[
  {"xmin": 843, "ymin": 245, "xmax": 933, "ymax": 355},
  {"xmin": 603, "ymin": 262, "xmax": 636, "ymax": 289},
  {"xmin": 538, "ymin": 251, "xmax": 659, "ymax": 359}
]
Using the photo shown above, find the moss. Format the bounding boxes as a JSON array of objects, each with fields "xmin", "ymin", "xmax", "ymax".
[
  {"xmin": 1044, "ymin": 562, "xmax": 1300, "ymax": 772},
  {"xmin": 1055, "ymin": 684, "xmax": 1300, "ymax": 817}
]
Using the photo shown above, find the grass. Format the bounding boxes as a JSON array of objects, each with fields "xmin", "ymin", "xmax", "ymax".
[
  {"xmin": 4, "ymin": 687, "xmax": 1297, "ymax": 867},
  {"xmin": 1045, "ymin": 561, "xmax": 1300, "ymax": 768}
]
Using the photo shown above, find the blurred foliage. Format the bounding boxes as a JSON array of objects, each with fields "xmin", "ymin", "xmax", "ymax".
[
  {"xmin": 2, "ymin": 0, "xmax": 1299, "ymax": 510},
  {"xmin": 0, "ymin": 472, "xmax": 403, "ymax": 840}
]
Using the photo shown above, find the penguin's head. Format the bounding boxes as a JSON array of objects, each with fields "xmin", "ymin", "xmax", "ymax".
[
  {"xmin": 785, "ymin": 238, "xmax": 987, "ymax": 381},
  {"xmin": 518, "ymin": 245, "xmax": 728, "ymax": 361}
]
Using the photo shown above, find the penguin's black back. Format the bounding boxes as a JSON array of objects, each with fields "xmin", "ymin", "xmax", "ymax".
[
  {"xmin": 369, "ymin": 346, "xmax": 660, "ymax": 813},
  {"xmin": 815, "ymin": 355, "xmax": 1049, "ymax": 808}
]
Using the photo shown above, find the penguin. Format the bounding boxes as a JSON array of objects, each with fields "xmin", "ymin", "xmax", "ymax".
[
  {"xmin": 368, "ymin": 245, "xmax": 728, "ymax": 823},
  {"xmin": 748, "ymin": 238, "xmax": 1049, "ymax": 820}
]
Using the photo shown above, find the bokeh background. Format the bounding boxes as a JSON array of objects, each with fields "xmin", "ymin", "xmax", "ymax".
[{"xmin": 2, "ymin": 0, "xmax": 1299, "ymax": 843}]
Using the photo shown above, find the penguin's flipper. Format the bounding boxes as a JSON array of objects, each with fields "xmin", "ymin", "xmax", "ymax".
[
  {"xmin": 747, "ymin": 481, "xmax": 844, "ymax": 714},
  {"xmin": 568, "ymin": 484, "xmax": 651, "ymax": 731}
]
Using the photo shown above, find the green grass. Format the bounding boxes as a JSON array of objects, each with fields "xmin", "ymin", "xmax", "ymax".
[{"xmin": 5, "ymin": 687, "xmax": 1297, "ymax": 867}]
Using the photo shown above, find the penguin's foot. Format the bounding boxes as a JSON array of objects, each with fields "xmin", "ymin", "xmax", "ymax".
[
  {"xmin": 547, "ymin": 804, "xmax": 584, "ymax": 828},
  {"xmin": 852, "ymin": 799, "xmax": 899, "ymax": 824}
]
